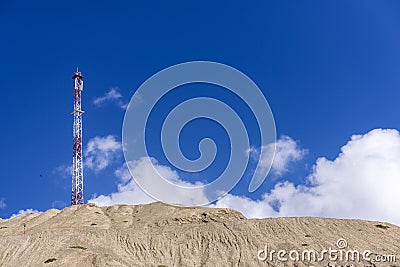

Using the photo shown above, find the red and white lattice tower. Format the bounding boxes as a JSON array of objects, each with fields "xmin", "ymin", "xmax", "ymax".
[{"xmin": 71, "ymin": 69, "xmax": 84, "ymax": 205}]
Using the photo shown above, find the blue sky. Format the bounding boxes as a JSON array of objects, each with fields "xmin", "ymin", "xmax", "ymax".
[{"xmin": 1, "ymin": 1, "xmax": 400, "ymax": 224}]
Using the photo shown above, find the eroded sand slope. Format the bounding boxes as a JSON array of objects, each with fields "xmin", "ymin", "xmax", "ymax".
[{"xmin": 0, "ymin": 202, "xmax": 399, "ymax": 266}]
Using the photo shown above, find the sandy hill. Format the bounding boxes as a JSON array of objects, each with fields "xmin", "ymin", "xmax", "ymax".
[{"xmin": 0, "ymin": 202, "xmax": 399, "ymax": 266}]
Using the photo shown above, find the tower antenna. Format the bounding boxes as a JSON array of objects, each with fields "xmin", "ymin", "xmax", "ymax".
[{"xmin": 71, "ymin": 69, "xmax": 84, "ymax": 205}]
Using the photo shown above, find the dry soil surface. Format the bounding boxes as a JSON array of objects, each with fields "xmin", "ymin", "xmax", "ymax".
[{"xmin": 0, "ymin": 202, "xmax": 399, "ymax": 267}]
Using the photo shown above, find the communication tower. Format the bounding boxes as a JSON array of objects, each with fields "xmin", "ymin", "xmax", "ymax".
[{"xmin": 71, "ymin": 69, "xmax": 84, "ymax": 205}]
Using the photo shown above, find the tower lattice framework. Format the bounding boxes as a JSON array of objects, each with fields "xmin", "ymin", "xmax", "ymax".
[{"xmin": 71, "ymin": 69, "xmax": 84, "ymax": 205}]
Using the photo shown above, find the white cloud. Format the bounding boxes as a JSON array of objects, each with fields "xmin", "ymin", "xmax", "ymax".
[
  {"xmin": 114, "ymin": 163, "xmax": 133, "ymax": 183},
  {"xmin": 271, "ymin": 136, "xmax": 307, "ymax": 176},
  {"xmin": 88, "ymin": 129, "xmax": 400, "ymax": 226},
  {"xmin": 0, "ymin": 198, "xmax": 6, "ymax": 209},
  {"xmin": 93, "ymin": 87, "xmax": 127, "ymax": 109},
  {"xmin": 85, "ymin": 135, "xmax": 121, "ymax": 172},
  {"xmin": 90, "ymin": 136, "xmax": 306, "ymax": 207},
  {"xmin": 8, "ymin": 209, "xmax": 39, "ymax": 220},
  {"xmin": 89, "ymin": 157, "xmax": 208, "ymax": 206},
  {"xmin": 215, "ymin": 129, "xmax": 400, "ymax": 225},
  {"xmin": 248, "ymin": 135, "xmax": 307, "ymax": 177},
  {"xmin": 89, "ymin": 161, "xmax": 155, "ymax": 206},
  {"xmin": 212, "ymin": 194, "xmax": 275, "ymax": 218}
]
